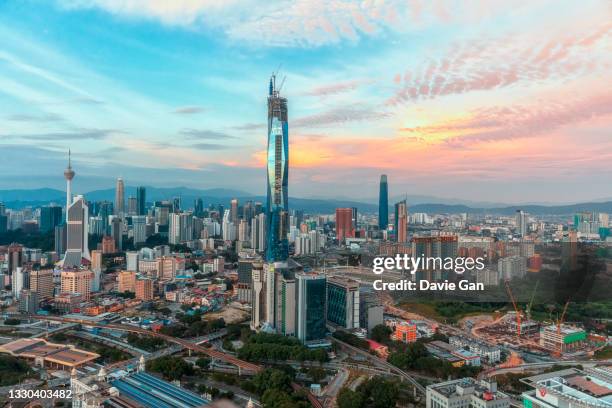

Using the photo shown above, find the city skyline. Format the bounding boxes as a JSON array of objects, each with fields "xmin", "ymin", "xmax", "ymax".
[{"xmin": 1, "ymin": 1, "xmax": 611, "ymax": 203}]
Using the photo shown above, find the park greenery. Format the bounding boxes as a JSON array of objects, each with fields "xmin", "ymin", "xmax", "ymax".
[
  {"xmin": 337, "ymin": 377, "xmax": 400, "ymax": 408},
  {"xmin": 388, "ymin": 340, "xmax": 481, "ymax": 379},
  {"xmin": 0, "ymin": 355, "xmax": 32, "ymax": 386},
  {"xmin": 237, "ymin": 332, "xmax": 328, "ymax": 363},
  {"xmin": 126, "ymin": 333, "xmax": 167, "ymax": 352},
  {"xmin": 241, "ymin": 368, "xmax": 310, "ymax": 408},
  {"xmin": 0, "ymin": 228, "xmax": 54, "ymax": 251},
  {"xmin": 146, "ymin": 356, "xmax": 194, "ymax": 381},
  {"xmin": 159, "ymin": 315, "xmax": 226, "ymax": 338}
]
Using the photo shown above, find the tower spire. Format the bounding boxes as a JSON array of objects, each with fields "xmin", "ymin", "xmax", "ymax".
[{"xmin": 64, "ymin": 150, "xmax": 76, "ymax": 221}]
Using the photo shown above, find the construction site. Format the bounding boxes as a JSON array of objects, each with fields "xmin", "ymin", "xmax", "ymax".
[{"xmin": 470, "ymin": 280, "xmax": 600, "ymax": 358}]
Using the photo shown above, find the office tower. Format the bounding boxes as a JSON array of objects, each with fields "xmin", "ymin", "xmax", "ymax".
[
  {"xmin": 230, "ymin": 199, "xmax": 239, "ymax": 224},
  {"xmin": 8, "ymin": 243, "xmax": 23, "ymax": 274},
  {"xmin": 279, "ymin": 275, "xmax": 295, "ymax": 336},
  {"xmin": 117, "ymin": 270, "xmax": 137, "ymax": 293},
  {"xmin": 295, "ymin": 234, "xmax": 312, "ymax": 255},
  {"xmin": 359, "ymin": 286, "xmax": 384, "ymax": 333},
  {"xmin": 296, "ymin": 273, "xmax": 326, "ymax": 343},
  {"xmin": 136, "ymin": 186, "xmax": 146, "ymax": 216},
  {"xmin": 98, "ymin": 201, "xmax": 113, "ymax": 233},
  {"xmin": 12, "ymin": 267, "xmax": 27, "ymax": 300},
  {"xmin": 516, "ymin": 210, "xmax": 527, "ymax": 237},
  {"xmin": 221, "ymin": 210, "xmax": 235, "ymax": 241},
  {"xmin": 110, "ymin": 216, "xmax": 123, "ymax": 251},
  {"xmin": 326, "ymin": 276, "xmax": 360, "ymax": 329},
  {"xmin": 237, "ymin": 260, "xmax": 253, "ymax": 303},
  {"xmin": 135, "ymin": 277, "xmax": 153, "ymax": 301},
  {"xmin": 30, "ymin": 269, "xmax": 54, "ymax": 299},
  {"xmin": 91, "ymin": 250, "xmax": 102, "ymax": 292},
  {"xmin": 115, "ymin": 177, "xmax": 125, "ymax": 216},
  {"xmin": 88, "ymin": 216, "xmax": 104, "ymax": 236},
  {"xmin": 194, "ymin": 198, "xmax": 203, "ymax": 217},
  {"xmin": 60, "ymin": 270, "xmax": 93, "ymax": 300},
  {"xmin": 54, "ymin": 225, "xmax": 67, "ymax": 257},
  {"xmin": 170, "ymin": 196, "xmax": 180, "ymax": 213},
  {"xmin": 64, "ymin": 150, "xmax": 75, "ymax": 222},
  {"xmin": 378, "ymin": 174, "xmax": 388, "ymax": 230},
  {"xmin": 250, "ymin": 213, "xmax": 266, "ymax": 252},
  {"xmin": 126, "ymin": 251, "xmax": 139, "ymax": 272},
  {"xmin": 63, "ymin": 195, "xmax": 90, "ymax": 267},
  {"xmin": 264, "ymin": 263, "xmax": 277, "ymax": 327},
  {"xmin": 169, "ymin": 213, "xmax": 194, "ymax": 244},
  {"xmin": 0, "ymin": 213, "xmax": 7, "ymax": 234},
  {"xmin": 91, "ymin": 250, "xmax": 102, "ymax": 272},
  {"xmin": 411, "ymin": 234, "xmax": 458, "ymax": 281},
  {"xmin": 102, "ymin": 236, "xmax": 116, "ymax": 254},
  {"xmin": 238, "ymin": 219, "xmax": 249, "ymax": 242},
  {"xmin": 335, "ymin": 208, "xmax": 354, "ymax": 242},
  {"xmin": 132, "ymin": 215, "xmax": 147, "ymax": 244},
  {"xmin": 250, "ymin": 262, "xmax": 265, "ymax": 330},
  {"xmin": 127, "ymin": 197, "xmax": 137, "ymax": 216},
  {"xmin": 243, "ymin": 200, "xmax": 254, "ymax": 223},
  {"xmin": 40, "ymin": 205, "xmax": 63, "ymax": 233},
  {"xmin": 155, "ymin": 203, "xmax": 170, "ymax": 226},
  {"xmin": 265, "ymin": 74, "xmax": 289, "ymax": 262},
  {"xmin": 394, "ymin": 200, "xmax": 408, "ymax": 243},
  {"xmin": 498, "ymin": 256, "xmax": 527, "ymax": 280},
  {"xmin": 18, "ymin": 290, "xmax": 38, "ymax": 314}
]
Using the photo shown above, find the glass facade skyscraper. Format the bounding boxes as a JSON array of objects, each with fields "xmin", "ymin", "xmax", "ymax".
[
  {"xmin": 378, "ymin": 174, "xmax": 388, "ymax": 230},
  {"xmin": 265, "ymin": 75, "xmax": 289, "ymax": 261},
  {"xmin": 296, "ymin": 273, "xmax": 326, "ymax": 343},
  {"xmin": 136, "ymin": 186, "xmax": 146, "ymax": 216}
]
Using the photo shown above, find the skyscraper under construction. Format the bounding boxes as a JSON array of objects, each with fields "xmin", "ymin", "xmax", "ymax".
[{"xmin": 265, "ymin": 74, "xmax": 289, "ymax": 261}]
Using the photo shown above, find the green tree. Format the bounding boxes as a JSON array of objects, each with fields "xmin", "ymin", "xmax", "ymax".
[
  {"xmin": 146, "ymin": 356, "xmax": 193, "ymax": 381},
  {"xmin": 337, "ymin": 388, "xmax": 364, "ymax": 408},
  {"xmin": 370, "ymin": 324, "xmax": 392, "ymax": 343}
]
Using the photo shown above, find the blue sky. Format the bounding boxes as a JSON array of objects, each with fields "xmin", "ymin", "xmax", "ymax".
[{"xmin": 0, "ymin": 1, "xmax": 611, "ymax": 203}]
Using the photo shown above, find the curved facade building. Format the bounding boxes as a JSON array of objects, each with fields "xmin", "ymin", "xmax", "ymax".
[{"xmin": 265, "ymin": 75, "xmax": 289, "ymax": 261}]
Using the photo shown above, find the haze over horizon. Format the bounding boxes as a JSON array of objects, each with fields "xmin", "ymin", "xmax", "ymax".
[{"xmin": 1, "ymin": 1, "xmax": 611, "ymax": 203}]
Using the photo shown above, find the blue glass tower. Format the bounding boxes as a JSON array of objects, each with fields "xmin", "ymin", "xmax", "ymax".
[
  {"xmin": 378, "ymin": 174, "xmax": 388, "ymax": 230},
  {"xmin": 265, "ymin": 74, "xmax": 289, "ymax": 261}
]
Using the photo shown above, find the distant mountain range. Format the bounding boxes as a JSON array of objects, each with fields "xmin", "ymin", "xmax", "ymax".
[{"xmin": 0, "ymin": 187, "xmax": 611, "ymax": 215}]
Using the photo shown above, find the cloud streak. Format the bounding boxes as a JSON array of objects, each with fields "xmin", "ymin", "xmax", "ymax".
[
  {"xmin": 173, "ymin": 105, "xmax": 206, "ymax": 115},
  {"xmin": 387, "ymin": 23, "xmax": 612, "ymax": 105},
  {"xmin": 180, "ymin": 128, "xmax": 236, "ymax": 139}
]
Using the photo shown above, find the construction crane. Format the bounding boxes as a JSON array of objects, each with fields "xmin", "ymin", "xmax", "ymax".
[
  {"xmin": 553, "ymin": 299, "xmax": 571, "ymax": 357},
  {"xmin": 504, "ymin": 279, "xmax": 522, "ymax": 337},
  {"xmin": 525, "ymin": 280, "xmax": 539, "ymax": 320},
  {"xmin": 557, "ymin": 300, "xmax": 571, "ymax": 334}
]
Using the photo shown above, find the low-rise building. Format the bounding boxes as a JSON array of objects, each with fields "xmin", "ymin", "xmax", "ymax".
[
  {"xmin": 449, "ymin": 336, "xmax": 502, "ymax": 363},
  {"xmin": 521, "ymin": 368, "xmax": 612, "ymax": 408},
  {"xmin": 426, "ymin": 378, "xmax": 509, "ymax": 408}
]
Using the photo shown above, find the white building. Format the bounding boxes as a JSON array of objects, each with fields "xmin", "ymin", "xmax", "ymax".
[{"xmin": 427, "ymin": 378, "xmax": 509, "ymax": 408}]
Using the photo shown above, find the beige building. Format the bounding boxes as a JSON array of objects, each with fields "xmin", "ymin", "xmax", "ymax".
[
  {"xmin": 117, "ymin": 270, "xmax": 137, "ymax": 293},
  {"xmin": 91, "ymin": 250, "xmax": 103, "ymax": 272},
  {"xmin": 60, "ymin": 270, "xmax": 93, "ymax": 300},
  {"xmin": 30, "ymin": 269, "xmax": 54, "ymax": 299},
  {"xmin": 135, "ymin": 277, "xmax": 153, "ymax": 301}
]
